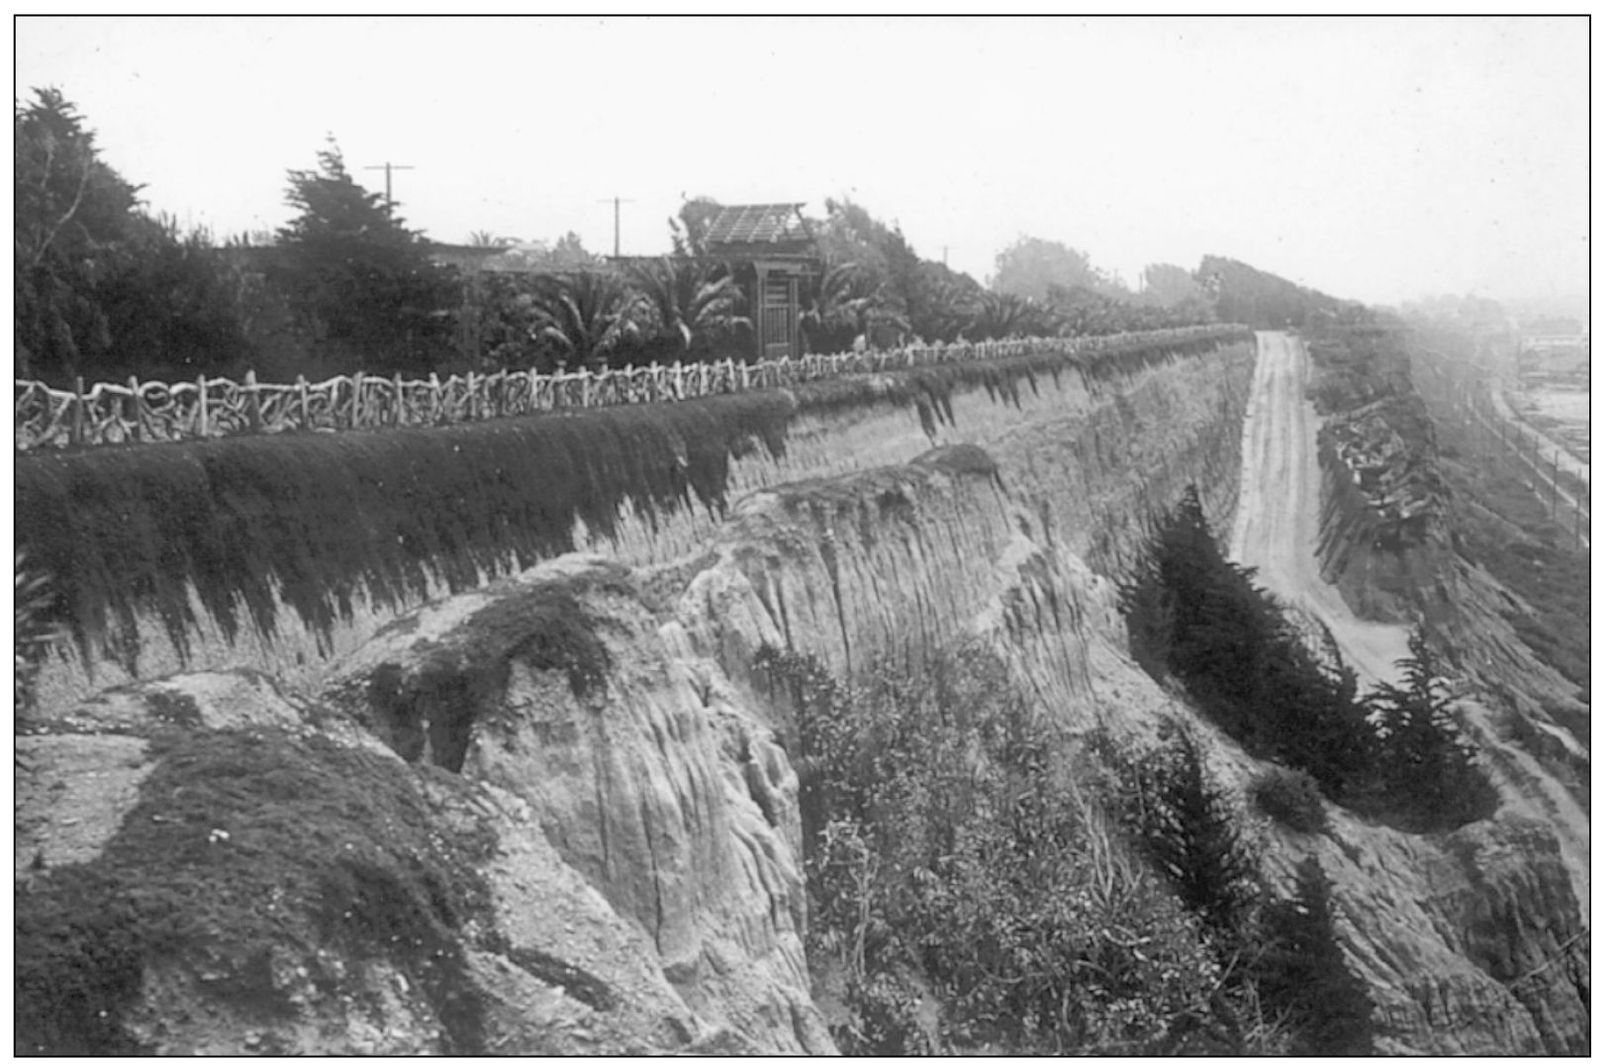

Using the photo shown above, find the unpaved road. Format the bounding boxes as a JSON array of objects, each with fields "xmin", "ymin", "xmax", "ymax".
[
  {"xmin": 1228, "ymin": 331, "xmax": 1410, "ymax": 685},
  {"xmin": 1230, "ymin": 331, "xmax": 1589, "ymax": 920}
]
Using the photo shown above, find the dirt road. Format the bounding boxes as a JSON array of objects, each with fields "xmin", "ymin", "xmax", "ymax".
[
  {"xmin": 1229, "ymin": 331, "xmax": 1590, "ymax": 919},
  {"xmin": 1228, "ymin": 331, "xmax": 1410, "ymax": 686}
]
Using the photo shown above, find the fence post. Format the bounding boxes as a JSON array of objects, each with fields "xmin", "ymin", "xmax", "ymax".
[
  {"xmin": 72, "ymin": 376, "xmax": 86, "ymax": 447},
  {"xmin": 393, "ymin": 373, "xmax": 405, "ymax": 427},
  {"xmin": 298, "ymin": 375, "xmax": 310, "ymax": 430},
  {"xmin": 244, "ymin": 369, "xmax": 262, "ymax": 432},
  {"xmin": 467, "ymin": 371, "xmax": 478, "ymax": 420},
  {"xmin": 196, "ymin": 374, "xmax": 209, "ymax": 437},
  {"xmin": 427, "ymin": 373, "xmax": 442, "ymax": 423},
  {"xmin": 128, "ymin": 376, "xmax": 144, "ymax": 442}
]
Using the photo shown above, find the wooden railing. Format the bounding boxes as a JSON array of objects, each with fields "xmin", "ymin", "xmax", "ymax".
[{"xmin": 15, "ymin": 325, "xmax": 1246, "ymax": 451}]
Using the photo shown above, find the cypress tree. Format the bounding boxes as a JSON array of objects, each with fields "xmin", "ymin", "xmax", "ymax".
[
  {"xmin": 1253, "ymin": 856, "xmax": 1376, "ymax": 1054},
  {"xmin": 1367, "ymin": 628, "xmax": 1494, "ymax": 828},
  {"xmin": 1132, "ymin": 723, "xmax": 1260, "ymax": 946}
]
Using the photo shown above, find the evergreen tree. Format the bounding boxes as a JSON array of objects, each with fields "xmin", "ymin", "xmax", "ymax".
[
  {"xmin": 1130, "ymin": 722, "xmax": 1261, "ymax": 947},
  {"xmin": 1252, "ymin": 856, "xmax": 1376, "ymax": 1054},
  {"xmin": 1120, "ymin": 485, "xmax": 1377, "ymax": 798},
  {"xmin": 15, "ymin": 88, "xmax": 258, "ymax": 382},
  {"xmin": 1367, "ymin": 628, "xmax": 1494, "ymax": 828},
  {"xmin": 270, "ymin": 138, "xmax": 457, "ymax": 375},
  {"xmin": 15, "ymin": 88, "xmax": 142, "ymax": 380}
]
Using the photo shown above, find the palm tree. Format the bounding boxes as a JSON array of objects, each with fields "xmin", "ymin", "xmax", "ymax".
[
  {"xmin": 799, "ymin": 261, "xmax": 909, "ymax": 353},
  {"xmin": 623, "ymin": 257, "xmax": 750, "ymax": 357},
  {"xmin": 530, "ymin": 270, "xmax": 640, "ymax": 369},
  {"xmin": 966, "ymin": 291, "xmax": 1038, "ymax": 341}
]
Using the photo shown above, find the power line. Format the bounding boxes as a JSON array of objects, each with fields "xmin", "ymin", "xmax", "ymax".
[{"xmin": 364, "ymin": 161, "xmax": 415, "ymax": 212}]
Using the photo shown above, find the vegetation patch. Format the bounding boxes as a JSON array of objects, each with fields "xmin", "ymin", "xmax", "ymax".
[
  {"xmin": 14, "ymin": 728, "xmax": 498, "ymax": 1055},
  {"xmin": 358, "ymin": 565, "xmax": 631, "ymax": 771},
  {"xmin": 1121, "ymin": 485, "xmax": 1496, "ymax": 832},
  {"xmin": 1105, "ymin": 725, "xmax": 1375, "ymax": 1054},
  {"xmin": 757, "ymin": 640, "xmax": 1371, "ymax": 1054},
  {"xmin": 15, "ymin": 392, "xmax": 791, "ymax": 672}
]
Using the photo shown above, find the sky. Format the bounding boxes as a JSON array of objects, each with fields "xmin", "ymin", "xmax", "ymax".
[{"xmin": 14, "ymin": 15, "xmax": 1590, "ymax": 311}]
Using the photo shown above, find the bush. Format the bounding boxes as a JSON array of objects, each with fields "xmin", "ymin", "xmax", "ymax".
[{"xmin": 1251, "ymin": 767, "xmax": 1329, "ymax": 834}]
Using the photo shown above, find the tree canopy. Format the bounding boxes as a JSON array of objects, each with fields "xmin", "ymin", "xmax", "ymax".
[
  {"xmin": 269, "ymin": 139, "xmax": 458, "ymax": 374},
  {"xmin": 15, "ymin": 88, "xmax": 254, "ymax": 382},
  {"xmin": 990, "ymin": 236, "xmax": 1105, "ymax": 301}
]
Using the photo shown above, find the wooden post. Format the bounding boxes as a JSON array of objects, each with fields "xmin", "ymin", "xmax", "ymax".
[
  {"xmin": 528, "ymin": 368, "xmax": 539, "ymax": 413},
  {"xmin": 393, "ymin": 373, "xmax": 405, "ymax": 426},
  {"xmin": 244, "ymin": 369, "xmax": 262, "ymax": 432},
  {"xmin": 72, "ymin": 376, "xmax": 86, "ymax": 447},
  {"xmin": 298, "ymin": 375, "xmax": 310, "ymax": 430},
  {"xmin": 128, "ymin": 376, "xmax": 144, "ymax": 442},
  {"xmin": 196, "ymin": 374, "xmax": 209, "ymax": 437},
  {"xmin": 467, "ymin": 371, "xmax": 478, "ymax": 420},
  {"xmin": 428, "ymin": 373, "xmax": 442, "ymax": 423}
]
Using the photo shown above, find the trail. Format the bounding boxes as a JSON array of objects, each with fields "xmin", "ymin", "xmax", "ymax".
[{"xmin": 1229, "ymin": 331, "xmax": 1590, "ymax": 920}]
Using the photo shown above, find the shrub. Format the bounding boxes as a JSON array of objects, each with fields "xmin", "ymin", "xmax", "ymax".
[{"xmin": 1251, "ymin": 767, "xmax": 1329, "ymax": 834}]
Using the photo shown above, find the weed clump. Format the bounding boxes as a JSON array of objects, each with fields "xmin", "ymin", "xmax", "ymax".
[{"xmin": 14, "ymin": 729, "xmax": 497, "ymax": 1055}]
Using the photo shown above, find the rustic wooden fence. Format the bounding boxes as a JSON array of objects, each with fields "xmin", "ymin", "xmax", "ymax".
[{"xmin": 15, "ymin": 325, "xmax": 1246, "ymax": 451}]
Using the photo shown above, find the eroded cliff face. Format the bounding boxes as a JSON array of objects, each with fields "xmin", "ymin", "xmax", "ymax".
[{"xmin": 16, "ymin": 337, "xmax": 1588, "ymax": 1054}]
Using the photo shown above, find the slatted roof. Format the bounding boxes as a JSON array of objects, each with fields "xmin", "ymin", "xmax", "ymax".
[{"xmin": 705, "ymin": 203, "xmax": 812, "ymax": 249}]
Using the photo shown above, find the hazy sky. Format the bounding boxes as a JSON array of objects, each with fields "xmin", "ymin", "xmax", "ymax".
[{"xmin": 15, "ymin": 15, "xmax": 1588, "ymax": 308}]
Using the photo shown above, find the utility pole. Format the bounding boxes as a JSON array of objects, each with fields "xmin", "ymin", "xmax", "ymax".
[
  {"xmin": 599, "ymin": 196, "xmax": 635, "ymax": 257},
  {"xmin": 364, "ymin": 161, "xmax": 415, "ymax": 213}
]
